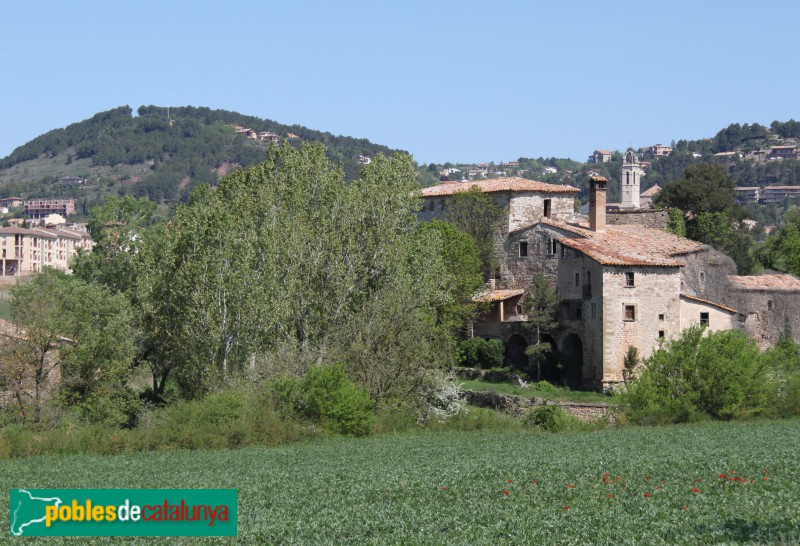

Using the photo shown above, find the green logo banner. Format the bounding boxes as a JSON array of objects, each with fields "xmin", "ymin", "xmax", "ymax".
[{"xmin": 9, "ymin": 489, "xmax": 237, "ymax": 537}]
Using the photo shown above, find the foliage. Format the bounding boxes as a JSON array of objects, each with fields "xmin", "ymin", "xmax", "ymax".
[
  {"xmin": 620, "ymin": 327, "xmax": 772, "ymax": 424},
  {"xmin": 458, "ymin": 337, "xmax": 505, "ymax": 369},
  {"xmin": 759, "ymin": 222, "xmax": 800, "ymax": 276},
  {"xmin": 526, "ymin": 405, "xmax": 603, "ymax": 432},
  {"xmin": 691, "ymin": 211, "xmax": 758, "ymax": 274},
  {"xmin": 761, "ymin": 336, "xmax": 800, "ymax": 417},
  {"xmin": 445, "ymin": 186, "xmax": 505, "ymax": 278},
  {"xmin": 666, "ymin": 207, "xmax": 686, "ymax": 237},
  {"xmin": 654, "ymin": 164, "xmax": 735, "ymax": 216},
  {"xmin": 522, "ymin": 273, "xmax": 559, "ymax": 379},
  {"xmin": 622, "ymin": 345, "xmax": 640, "ymax": 387},
  {"xmin": 415, "ymin": 220, "xmax": 483, "ymax": 334},
  {"xmin": 414, "ymin": 372, "xmax": 467, "ymax": 422},
  {"xmin": 0, "ymin": 105, "xmax": 402, "ymax": 204},
  {"xmin": 130, "ymin": 143, "xmax": 452, "ymax": 401},
  {"xmin": 276, "ymin": 364, "xmax": 375, "ymax": 437},
  {"xmin": 0, "ymin": 269, "xmax": 134, "ymax": 426}
]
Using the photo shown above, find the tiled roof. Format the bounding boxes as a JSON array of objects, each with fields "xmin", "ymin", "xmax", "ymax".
[
  {"xmin": 473, "ymin": 288, "xmax": 524, "ymax": 302},
  {"xmin": 729, "ymin": 274, "xmax": 800, "ymax": 292},
  {"xmin": 421, "ymin": 177, "xmax": 579, "ymax": 197},
  {"xmin": 680, "ymin": 293, "xmax": 738, "ymax": 314},
  {"xmin": 542, "ymin": 219, "xmax": 707, "ymax": 267},
  {"xmin": 640, "ymin": 184, "xmax": 662, "ymax": 197}
]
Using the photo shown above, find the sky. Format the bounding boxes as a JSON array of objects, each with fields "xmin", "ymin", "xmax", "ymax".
[{"xmin": 1, "ymin": 0, "xmax": 799, "ymax": 165}]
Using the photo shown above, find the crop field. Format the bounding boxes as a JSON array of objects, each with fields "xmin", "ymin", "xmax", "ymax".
[{"xmin": 1, "ymin": 418, "xmax": 799, "ymax": 544}]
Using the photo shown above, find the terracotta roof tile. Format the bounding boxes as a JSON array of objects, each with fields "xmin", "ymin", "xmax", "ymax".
[
  {"xmin": 473, "ymin": 288, "xmax": 524, "ymax": 302},
  {"xmin": 729, "ymin": 274, "xmax": 800, "ymax": 292},
  {"xmin": 542, "ymin": 219, "xmax": 707, "ymax": 267},
  {"xmin": 680, "ymin": 293, "xmax": 738, "ymax": 314},
  {"xmin": 421, "ymin": 177, "xmax": 579, "ymax": 197},
  {"xmin": 640, "ymin": 184, "xmax": 662, "ymax": 197}
]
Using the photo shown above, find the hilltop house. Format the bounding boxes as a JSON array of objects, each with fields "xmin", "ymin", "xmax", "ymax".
[{"xmin": 419, "ymin": 174, "xmax": 800, "ymax": 391}]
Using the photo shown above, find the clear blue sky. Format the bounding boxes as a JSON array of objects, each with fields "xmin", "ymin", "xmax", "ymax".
[{"xmin": 1, "ymin": 0, "xmax": 798, "ymax": 165}]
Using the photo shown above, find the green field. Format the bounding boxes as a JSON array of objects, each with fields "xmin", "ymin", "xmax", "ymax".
[{"xmin": 1, "ymin": 419, "xmax": 798, "ymax": 544}]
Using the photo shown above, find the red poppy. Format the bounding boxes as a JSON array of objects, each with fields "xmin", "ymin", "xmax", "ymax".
[
  {"xmin": 508, "ymin": 479, "xmax": 512, "ymax": 483},
  {"xmin": 693, "ymin": 488, "xmax": 699, "ymax": 493},
  {"xmin": 532, "ymin": 480, "xmax": 537, "ymax": 485},
  {"xmin": 695, "ymin": 479, "xmax": 701, "ymax": 483},
  {"xmin": 608, "ymin": 494, "xmax": 613, "ymax": 498},
  {"xmin": 564, "ymin": 506, "xmax": 569, "ymax": 510},
  {"xmin": 443, "ymin": 486, "xmax": 447, "ymax": 490},
  {"xmin": 645, "ymin": 493, "xmax": 651, "ymax": 497},
  {"xmin": 504, "ymin": 490, "xmax": 510, "ymax": 495},
  {"xmin": 720, "ymin": 473, "xmax": 727, "ymax": 479},
  {"xmin": 764, "ymin": 477, "xmax": 769, "ymax": 481},
  {"xmin": 683, "ymin": 506, "xmax": 689, "ymax": 511}
]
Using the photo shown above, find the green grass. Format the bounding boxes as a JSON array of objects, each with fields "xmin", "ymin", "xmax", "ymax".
[
  {"xmin": 1, "ymin": 419, "xmax": 798, "ymax": 544},
  {"xmin": 460, "ymin": 378, "xmax": 613, "ymax": 403}
]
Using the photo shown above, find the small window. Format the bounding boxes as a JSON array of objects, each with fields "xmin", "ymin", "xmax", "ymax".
[
  {"xmin": 519, "ymin": 241, "xmax": 528, "ymax": 257},
  {"xmin": 516, "ymin": 304, "xmax": 523, "ymax": 315},
  {"xmin": 544, "ymin": 199, "xmax": 552, "ymax": 219},
  {"xmin": 586, "ymin": 270, "xmax": 592, "ymax": 286},
  {"xmin": 658, "ymin": 313, "xmax": 665, "ymax": 321},
  {"xmin": 549, "ymin": 239, "xmax": 557, "ymax": 255},
  {"xmin": 575, "ymin": 272, "xmax": 580, "ymax": 287},
  {"xmin": 624, "ymin": 305, "xmax": 636, "ymax": 321},
  {"xmin": 658, "ymin": 330, "xmax": 665, "ymax": 338},
  {"xmin": 591, "ymin": 302, "xmax": 597, "ymax": 319},
  {"xmin": 625, "ymin": 272, "xmax": 635, "ymax": 287},
  {"xmin": 700, "ymin": 312, "xmax": 709, "ymax": 327},
  {"xmin": 767, "ymin": 300, "xmax": 773, "ymax": 311}
]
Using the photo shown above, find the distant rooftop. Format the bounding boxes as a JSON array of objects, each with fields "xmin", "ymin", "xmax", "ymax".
[
  {"xmin": 729, "ymin": 274, "xmax": 800, "ymax": 292},
  {"xmin": 420, "ymin": 177, "xmax": 579, "ymax": 198}
]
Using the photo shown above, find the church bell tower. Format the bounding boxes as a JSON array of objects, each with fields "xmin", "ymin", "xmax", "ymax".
[{"xmin": 621, "ymin": 150, "xmax": 643, "ymax": 208}]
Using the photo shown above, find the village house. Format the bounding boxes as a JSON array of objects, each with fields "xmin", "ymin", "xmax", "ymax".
[
  {"xmin": 0, "ymin": 197, "xmax": 24, "ymax": 208},
  {"xmin": 587, "ymin": 150, "xmax": 613, "ymax": 164},
  {"xmin": 0, "ymin": 226, "xmax": 92, "ymax": 277},
  {"xmin": 419, "ymin": 172, "xmax": 800, "ymax": 391},
  {"xmin": 762, "ymin": 186, "xmax": 800, "ymax": 203},
  {"xmin": 24, "ymin": 199, "xmax": 76, "ymax": 219}
]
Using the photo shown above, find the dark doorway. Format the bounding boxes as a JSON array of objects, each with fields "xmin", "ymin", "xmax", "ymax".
[
  {"xmin": 505, "ymin": 334, "xmax": 528, "ymax": 371},
  {"xmin": 560, "ymin": 334, "xmax": 584, "ymax": 389},
  {"xmin": 535, "ymin": 334, "xmax": 560, "ymax": 383}
]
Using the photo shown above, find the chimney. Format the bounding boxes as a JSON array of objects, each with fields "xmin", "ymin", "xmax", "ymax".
[{"xmin": 589, "ymin": 176, "xmax": 608, "ymax": 231}]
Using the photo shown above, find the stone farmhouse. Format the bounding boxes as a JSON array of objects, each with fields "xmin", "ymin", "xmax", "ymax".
[{"xmin": 419, "ymin": 174, "xmax": 800, "ymax": 391}]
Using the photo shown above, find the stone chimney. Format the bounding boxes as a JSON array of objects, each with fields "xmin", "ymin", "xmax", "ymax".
[{"xmin": 589, "ymin": 176, "xmax": 608, "ymax": 231}]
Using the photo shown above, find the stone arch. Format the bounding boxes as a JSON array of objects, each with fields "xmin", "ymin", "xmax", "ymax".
[
  {"xmin": 536, "ymin": 334, "xmax": 561, "ymax": 383},
  {"xmin": 504, "ymin": 334, "xmax": 528, "ymax": 371},
  {"xmin": 624, "ymin": 150, "xmax": 638, "ymax": 165},
  {"xmin": 560, "ymin": 333, "xmax": 584, "ymax": 389}
]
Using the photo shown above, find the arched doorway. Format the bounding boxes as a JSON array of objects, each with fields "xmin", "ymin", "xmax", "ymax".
[
  {"xmin": 504, "ymin": 334, "xmax": 528, "ymax": 371},
  {"xmin": 560, "ymin": 334, "xmax": 584, "ymax": 389},
  {"xmin": 536, "ymin": 334, "xmax": 560, "ymax": 383}
]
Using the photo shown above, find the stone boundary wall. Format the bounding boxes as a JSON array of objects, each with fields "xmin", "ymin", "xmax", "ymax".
[
  {"xmin": 462, "ymin": 390, "xmax": 615, "ymax": 423},
  {"xmin": 606, "ymin": 209, "xmax": 669, "ymax": 229}
]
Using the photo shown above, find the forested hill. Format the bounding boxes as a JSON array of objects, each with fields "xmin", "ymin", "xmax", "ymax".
[{"xmin": 0, "ymin": 105, "xmax": 402, "ymax": 206}]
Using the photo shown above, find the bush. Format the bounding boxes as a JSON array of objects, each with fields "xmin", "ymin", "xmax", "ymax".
[
  {"xmin": 525, "ymin": 406, "xmax": 601, "ymax": 433},
  {"xmin": 276, "ymin": 364, "xmax": 375, "ymax": 437},
  {"xmin": 459, "ymin": 337, "xmax": 505, "ymax": 369},
  {"xmin": 415, "ymin": 372, "xmax": 466, "ymax": 423},
  {"xmin": 762, "ymin": 336, "xmax": 800, "ymax": 417},
  {"xmin": 620, "ymin": 327, "xmax": 772, "ymax": 424}
]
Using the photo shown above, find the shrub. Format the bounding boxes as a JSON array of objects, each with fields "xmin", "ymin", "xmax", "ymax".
[
  {"xmin": 459, "ymin": 337, "xmax": 504, "ymax": 369},
  {"xmin": 276, "ymin": 364, "xmax": 375, "ymax": 437},
  {"xmin": 414, "ymin": 372, "xmax": 466, "ymax": 422},
  {"xmin": 620, "ymin": 327, "xmax": 772, "ymax": 424},
  {"xmin": 525, "ymin": 406, "xmax": 600, "ymax": 432},
  {"xmin": 762, "ymin": 336, "xmax": 800, "ymax": 417}
]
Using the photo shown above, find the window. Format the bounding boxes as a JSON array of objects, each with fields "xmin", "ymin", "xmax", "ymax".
[
  {"xmin": 544, "ymin": 199, "xmax": 552, "ymax": 219},
  {"xmin": 586, "ymin": 270, "xmax": 591, "ymax": 286},
  {"xmin": 494, "ymin": 268, "xmax": 501, "ymax": 280},
  {"xmin": 658, "ymin": 330, "xmax": 665, "ymax": 338},
  {"xmin": 516, "ymin": 304, "xmax": 523, "ymax": 315},
  {"xmin": 658, "ymin": 314, "xmax": 665, "ymax": 321},
  {"xmin": 575, "ymin": 272, "xmax": 580, "ymax": 287},
  {"xmin": 519, "ymin": 241, "xmax": 528, "ymax": 257},
  {"xmin": 767, "ymin": 300, "xmax": 773, "ymax": 311},
  {"xmin": 700, "ymin": 312, "xmax": 709, "ymax": 327},
  {"xmin": 625, "ymin": 272, "xmax": 635, "ymax": 287},
  {"xmin": 549, "ymin": 238, "xmax": 557, "ymax": 255},
  {"xmin": 575, "ymin": 307, "xmax": 582, "ymax": 320},
  {"xmin": 590, "ymin": 302, "xmax": 596, "ymax": 319},
  {"xmin": 624, "ymin": 305, "xmax": 636, "ymax": 321}
]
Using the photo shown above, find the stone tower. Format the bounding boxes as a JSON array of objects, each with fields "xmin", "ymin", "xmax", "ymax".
[{"xmin": 620, "ymin": 150, "xmax": 643, "ymax": 208}]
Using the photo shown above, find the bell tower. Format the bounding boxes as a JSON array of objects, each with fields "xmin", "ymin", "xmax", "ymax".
[{"xmin": 620, "ymin": 150, "xmax": 643, "ymax": 208}]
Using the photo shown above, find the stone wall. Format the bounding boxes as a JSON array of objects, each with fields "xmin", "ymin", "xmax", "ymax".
[
  {"xmin": 462, "ymin": 389, "xmax": 615, "ymax": 423},
  {"xmin": 728, "ymin": 288, "xmax": 800, "ymax": 348},
  {"xmin": 606, "ymin": 208, "xmax": 669, "ymax": 229},
  {"xmin": 680, "ymin": 248, "xmax": 737, "ymax": 304}
]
